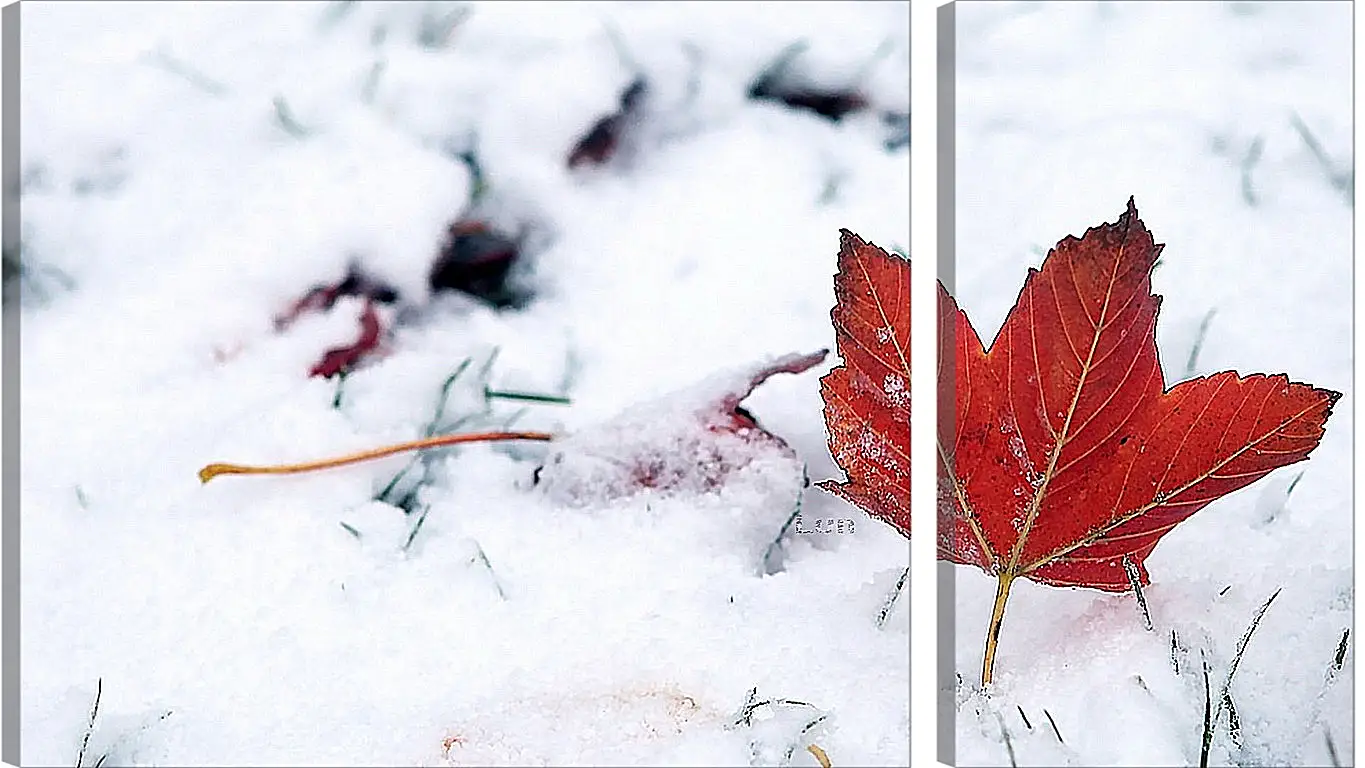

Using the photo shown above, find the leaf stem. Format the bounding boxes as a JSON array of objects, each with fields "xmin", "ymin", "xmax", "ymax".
[
  {"xmin": 199, "ymin": 431, "xmax": 554, "ymax": 483},
  {"xmin": 982, "ymin": 573, "xmax": 1015, "ymax": 686}
]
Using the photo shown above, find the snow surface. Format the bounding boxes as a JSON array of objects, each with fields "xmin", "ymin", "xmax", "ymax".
[
  {"xmin": 952, "ymin": 3, "xmax": 1352, "ymax": 766},
  {"xmin": 18, "ymin": 2, "xmax": 908, "ymax": 765}
]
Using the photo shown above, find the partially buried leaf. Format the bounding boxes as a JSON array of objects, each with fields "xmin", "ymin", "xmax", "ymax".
[
  {"xmin": 309, "ymin": 299, "xmax": 384, "ymax": 378},
  {"xmin": 747, "ymin": 41, "xmax": 868, "ymax": 122},
  {"xmin": 939, "ymin": 198, "xmax": 1339, "ymax": 685},
  {"xmin": 429, "ymin": 219, "xmax": 526, "ymax": 308},
  {"xmin": 818, "ymin": 230, "xmax": 911, "ymax": 537},
  {"xmin": 272, "ymin": 267, "xmax": 398, "ymax": 378},
  {"xmin": 273, "ymin": 265, "xmax": 400, "ymax": 332},
  {"xmin": 536, "ymin": 351, "xmax": 828, "ymax": 505},
  {"xmin": 567, "ymin": 76, "xmax": 648, "ymax": 169}
]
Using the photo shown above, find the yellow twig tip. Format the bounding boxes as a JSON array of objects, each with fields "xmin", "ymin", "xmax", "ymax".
[{"xmin": 198, "ymin": 464, "xmax": 232, "ymax": 484}]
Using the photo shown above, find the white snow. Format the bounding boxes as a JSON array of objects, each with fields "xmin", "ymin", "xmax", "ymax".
[
  {"xmin": 952, "ymin": 3, "xmax": 1351, "ymax": 766},
  {"xmin": 18, "ymin": 2, "xmax": 908, "ymax": 765}
]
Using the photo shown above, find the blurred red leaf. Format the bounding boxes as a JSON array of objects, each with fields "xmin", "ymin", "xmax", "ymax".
[
  {"xmin": 818, "ymin": 230, "xmax": 910, "ymax": 537},
  {"xmin": 309, "ymin": 298, "xmax": 383, "ymax": 378},
  {"xmin": 567, "ymin": 77, "xmax": 647, "ymax": 169},
  {"xmin": 747, "ymin": 41, "xmax": 868, "ymax": 122},
  {"xmin": 939, "ymin": 198, "xmax": 1340, "ymax": 685},
  {"xmin": 271, "ymin": 267, "xmax": 396, "ymax": 378},
  {"xmin": 273, "ymin": 267, "xmax": 398, "ymax": 332},
  {"xmin": 428, "ymin": 219, "xmax": 524, "ymax": 308}
]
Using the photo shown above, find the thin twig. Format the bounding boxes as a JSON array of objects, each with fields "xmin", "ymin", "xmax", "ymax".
[
  {"xmin": 876, "ymin": 566, "xmax": 909, "ymax": 629},
  {"xmin": 1224, "ymin": 691, "xmax": 1241, "ymax": 750},
  {"xmin": 1214, "ymin": 587, "xmax": 1281, "ymax": 724},
  {"xmin": 428, "ymin": 359, "xmax": 475, "ymax": 437},
  {"xmin": 331, "ymin": 369, "xmax": 348, "ymax": 409},
  {"xmin": 75, "ymin": 678, "xmax": 102, "ymax": 768},
  {"xmin": 762, "ymin": 468, "xmax": 808, "ymax": 574},
  {"xmin": 1285, "ymin": 471, "xmax": 1305, "ymax": 500},
  {"xmin": 1239, "ymin": 136, "xmax": 1263, "ymax": 206},
  {"xmin": 402, "ymin": 504, "xmax": 431, "ymax": 552},
  {"xmin": 499, "ymin": 407, "xmax": 530, "ymax": 431},
  {"xmin": 1200, "ymin": 655, "xmax": 1213, "ymax": 768},
  {"xmin": 377, "ymin": 359, "xmax": 475, "ymax": 504},
  {"xmin": 600, "ymin": 21, "xmax": 642, "ymax": 74},
  {"xmin": 783, "ymin": 715, "xmax": 828, "ymax": 765},
  {"xmin": 732, "ymin": 686, "xmax": 759, "ymax": 727},
  {"xmin": 451, "ymin": 141, "xmax": 488, "ymax": 205},
  {"xmin": 883, "ymin": 111, "xmax": 910, "ymax": 152},
  {"xmin": 679, "ymin": 42, "xmax": 703, "ymax": 109},
  {"xmin": 479, "ymin": 347, "xmax": 502, "ymax": 384},
  {"xmin": 483, "ymin": 388, "xmax": 572, "ymax": 405},
  {"xmin": 1183, "ymin": 309, "xmax": 1217, "ymax": 378},
  {"xmin": 470, "ymin": 541, "xmax": 506, "ymax": 600},
  {"xmin": 91, "ymin": 709, "xmax": 173, "ymax": 768},
  {"xmin": 360, "ymin": 59, "xmax": 386, "ymax": 104},
  {"xmin": 272, "ymin": 96, "xmax": 311, "ymax": 139},
  {"xmin": 730, "ymin": 687, "xmax": 819, "ymax": 728},
  {"xmin": 994, "ymin": 710, "xmax": 1018, "ymax": 768},
  {"xmin": 1290, "ymin": 112, "xmax": 1353, "ymax": 204},
  {"xmin": 318, "ymin": 0, "xmax": 357, "ymax": 30},
  {"xmin": 1332, "ymin": 628, "xmax": 1350, "ymax": 672},
  {"xmin": 1133, "ymin": 674, "xmax": 1151, "ymax": 694},
  {"xmin": 145, "ymin": 48, "xmax": 228, "ymax": 96},
  {"xmin": 416, "ymin": 4, "xmax": 470, "ymax": 49},
  {"xmin": 1043, "ymin": 709, "xmax": 1063, "ymax": 743},
  {"xmin": 748, "ymin": 40, "xmax": 811, "ymax": 98},
  {"xmin": 849, "ymin": 37, "xmax": 895, "ymax": 86},
  {"xmin": 1122, "ymin": 555, "xmax": 1153, "ymax": 630}
]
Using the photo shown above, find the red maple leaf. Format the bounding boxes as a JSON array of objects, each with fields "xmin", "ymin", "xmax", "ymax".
[
  {"xmin": 939, "ymin": 198, "xmax": 1340, "ymax": 685},
  {"xmin": 819, "ymin": 230, "xmax": 911, "ymax": 537}
]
